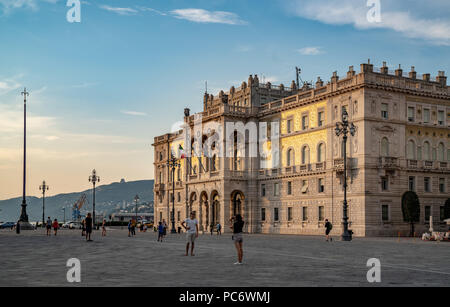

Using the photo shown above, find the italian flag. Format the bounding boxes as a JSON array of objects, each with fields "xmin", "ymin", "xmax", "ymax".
[{"xmin": 179, "ymin": 144, "xmax": 186, "ymax": 159}]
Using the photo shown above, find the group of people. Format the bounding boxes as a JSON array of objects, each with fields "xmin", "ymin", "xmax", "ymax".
[
  {"xmin": 157, "ymin": 220, "xmax": 168, "ymax": 242},
  {"xmin": 80, "ymin": 213, "xmax": 94, "ymax": 241},
  {"xmin": 179, "ymin": 212, "xmax": 244, "ymax": 264},
  {"xmin": 209, "ymin": 223, "xmax": 222, "ymax": 235},
  {"xmin": 45, "ymin": 217, "xmax": 60, "ymax": 236}
]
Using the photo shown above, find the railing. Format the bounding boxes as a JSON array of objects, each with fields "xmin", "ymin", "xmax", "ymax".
[
  {"xmin": 424, "ymin": 161, "xmax": 434, "ymax": 169},
  {"xmin": 379, "ymin": 157, "xmax": 399, "ymax": 169},
  {"xmin": 315, "ymin": 162, "xmax": 325, "ymax": 171},
  {"xmin": 439, "ymin": 162, "xmax": 448, "ymax": 169},
  {"xmin": 407, "ymin": 160, "xmax": 418, "ymax": 168},
  {"xmin": 299, "ymin": 164, "xmax": 311, "ymax": 172}
]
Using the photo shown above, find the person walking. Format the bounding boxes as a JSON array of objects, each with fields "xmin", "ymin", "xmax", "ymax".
[
  {"xmin": 162, "ymin": 219, "xmax": 167, "ymax": 238},
  {"xmin": 52, "ymin": 219, "xmax": 59, "ymax": 236},
  {"xmin": 230, "ymin": 214, "xmax": 244, "ymax": 265},
  {"xmin": 101, "ymin": 219, "xmax": 107, "ymax": 237},
  {"xmin": 157, "ymin": 221, "xmax": 164, "ymax": 242},
  {"xmin": 210, "ymin": 224, "xmax": 214, "ymax": 236},
  {"xmin": 131, "ymin": 219, "xmax": 136, "ymax": 236},
  {"xmin": 324, "ymin": 219, "xmax": 333, "ymax": 242},
  {"xmin": 128, "ymin": 220, "xmax": 133, "ymax": 237},
  {"xmin": 216, "ymin": 222, "xmax": 222, "ymax": 236},
  {"xmin": 46, "ymin": 216, "xmax": 52, "ymax": 236},
  {"xmin": 85, "ymin": 213, "xmax": 93, "ymax": 242},
  {"xmin": 181, "ymin": 212, "xmax": 198, "ymax": 256}
]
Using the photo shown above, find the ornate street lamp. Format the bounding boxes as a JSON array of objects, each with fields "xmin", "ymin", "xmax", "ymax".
[
  {"xmin": 335, "ymin": 107, "xmax": 356, "ymax": 241},
  {"xmin": 134, "ymin": 194, "xmax": 140, "ymax": 223},
  {"xmin": 166, "ymin": 154, "xmax": 180, "ymax": 234},
  {"xmin": 18, "ymin": 88, "xmax": 31, "ymax": 228},
  {"xmin": 88, "ymin": 169, "xmax": 100, "ymax": 229},
  {"xmin": 39, "ymin": 181, "xmax": 49, "ymax": 226}
]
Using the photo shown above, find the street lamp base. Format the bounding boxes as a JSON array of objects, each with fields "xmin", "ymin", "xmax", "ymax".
[
  {"xmin": 171, "ymin": 229, "xmax": 177, "ymax": 234},
  {"xmin": 17, "ymin": 221, "xmax": 35, "ymax": 231},
  {"xmin": 341, "ymin": 231, "xmax": 353, "ymax": 241}
]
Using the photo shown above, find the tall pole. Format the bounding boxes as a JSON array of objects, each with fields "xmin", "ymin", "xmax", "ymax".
[
  {"xmin": 19, "ymin": 88, "xmax": 29, "ymax": 223},
  {"xmin": 89, "ymin": 169, "xmax": 100, "ymax": 229},
  {"xmin": 39, "ymin": 181, "xmax": 49, "ymax": 226},
  {"xmin": 335, "ymin": 107, "xmax": 355, "ymax": 242},
  {"xmin": 62, "ymin": 207, "xmax": 66, "ymax": 224},
  {"xmin": 167, "ymin": 155, "xmax": 180, "ymax": 234},
  {"xmin": 134, "ymin": 194, "xmax": 140, "ymax": 223}
]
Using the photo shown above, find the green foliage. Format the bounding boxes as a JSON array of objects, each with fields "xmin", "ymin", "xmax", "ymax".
[{"xmin": 401, "ymin": 191, "xmax": 420, "ymax": 223}]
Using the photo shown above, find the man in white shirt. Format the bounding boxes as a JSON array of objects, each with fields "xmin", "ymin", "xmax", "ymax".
[{"xmin": 181, "ymin": 212, "xmax": 199, "ymax": 256}]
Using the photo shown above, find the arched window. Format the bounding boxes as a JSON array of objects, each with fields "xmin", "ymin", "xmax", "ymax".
[
  {"xmin": 423, "ymin": 141, "xmax": 431, "ymax": 161},
  {"xmin": 381, "ymin": 138, "xmax": 389, "ymax": 157},
  {"xmin": 438, "ymin": 143, "xmax": 445, "ymax": 161},
  {"xmin": 301, "ymin": 145, "xmax": 310, "ymax": 165},
  {"xmin": 317, "ymin": 143, "xmax": 325, "ymax": 162},
  {"xmin": 406, "ymin": 140, "xmax": 416, "ymax": 160},
  {"xmin": 287, "ymin": 148, "xmax": 294, "ymax": 166}
]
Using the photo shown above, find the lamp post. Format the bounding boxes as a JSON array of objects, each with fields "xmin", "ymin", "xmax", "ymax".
[
  {"xmin": 39, "ymin": 181, "xmax": 49, "ymax": 226},
  {"xmin": 335, "ymin": 107, "xmax": 356, "ymax": 242},
  {"xmin": 18, "ymin": 88, "xmax": 31, "ymax": 227},
  {"xmin": 62, "ymin": 207, "xmax": 66, "ymax": 224},
  {"xmin": 88, "ymin": 169, "xmax": 100, "ymax": 229},
  {"xmin": 166, "ymin": 154, "xmax": 180, "ymax": 234},
  {"xmin": 134, "ymin": 194, "xmax": 140, "ymax": 223}
]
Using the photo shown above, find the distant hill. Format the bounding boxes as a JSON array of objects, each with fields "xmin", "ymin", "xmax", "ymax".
[{"xmin": 0, "ymin": 180, "xmax": 154, "ymax": 222}]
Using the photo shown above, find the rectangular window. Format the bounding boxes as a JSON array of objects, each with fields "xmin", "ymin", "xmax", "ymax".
[
  {"xmin": 318, "ymin": 206, "xmax": 324, "ymax": 221},
  {"xmin": 440, "ymin": 206, "xmax": 445, "ymax": 222},
  {"xmin": 177, "ymin": 192, "xmax": 181, "ymax": 202},
  {"xmin": 424, "ymin": 177, "xmax": 431, "ymax": 192},
  {"xmin": 382, "ymin": 205, "xmax": 389, "ymax": 222},
  {"xmin": 439, "ymin": 178, "xmax": 445, "ymax": 193},
  {"xmin": 408, "ymin": 107, "xmax": 415, "ymax": 122},
  {"xmin": 170, "ymin": 193, "xmax": 173, "ymax": 202},
  {"xmin": 318, "ymin": 111, "xmax": 324, "ymax": 127},
  {"xmin": 302, "ymin": 115, "xmax": 309, "ymax": 130},
  {"xmin": 287, "ymin": 119, "xmax": 293, "ymax": 133},
  {"xmin": 381, "ymin": 103, "xmax": 388, "ymax": 119},
  {"xmin": 274, "ymin": 208, "xmax": 279, "ymax": 222},
  {"xmin": 425, "ymin": 206, "xmax": 431, "ymax": 222},
  {"xmin": 318, "ymin": 178, "xmax": 325, "ymax": 193},
  {"xmin": 177, "ymin": 211, "xmax": 181, "ymax": 222},
  {"xmin": 261, "ymin": 184, "xmax": 266, "ymax": 197},
  {"xmin": 274, "ymin": 183, "xmax": 280, "ymax": 196},
  {"xmin": 409, "ymin": 176, "xmax": 415, "ymax": 191},
  {"xmin": 288, "ymin": 207, "xmax": 293, "ymax": 221},
  {"xmin": 438, "ymin": 110, "xmax": 445, "ymax": 125},
  {"xmin": 423, "ymin": 109, "xmax": 430, "ymax": 123},
  {"xmin": 302, "ymin": 207, "xmax": 308, "ymax": 221},
  {"xmin": 287, "ymin": 181, "xmax": 292, "ymax": 195},
  {"xmin": 159, "ymin": 212, "xmax": 163, "ymax": 221},
  {"xmin": 261, "ymin": 208, "xmax": 266, "ymax": 221},
  {"xmin": 381, "ymin": 177, "xmax": 389, "ymax": 191}
]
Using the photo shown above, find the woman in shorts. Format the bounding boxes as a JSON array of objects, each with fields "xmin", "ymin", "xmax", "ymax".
[{"xmin": 230, "ymin": 214, "xmax": 245, "ymax": 265}]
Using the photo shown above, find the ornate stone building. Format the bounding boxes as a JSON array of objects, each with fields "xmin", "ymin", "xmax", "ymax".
[{"xmin": 153, "ymin": 61, "xmax": 450, "ymax": 237}]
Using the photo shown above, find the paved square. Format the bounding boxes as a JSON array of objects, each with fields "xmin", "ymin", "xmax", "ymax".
[{"xmin": 1, "ymin": 228, "xmax": 449, "ymax": 287}]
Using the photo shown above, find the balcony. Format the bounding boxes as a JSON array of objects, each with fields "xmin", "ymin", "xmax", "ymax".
[
  {"xmin": 424, "ymin": 160, "xmax": 434, "ymax": 169},
  {"xmin": 154, "ymin": 183, "xmax": 165, "ymax": 192},
  {"xmin": 407, "ymin": 160, "xmax": 418, "ymax": 169},
  {"xmin": 378, "ymin": 157, "xmax": 399, "ymax": 169},
  {"xmin": 315, "ymin": 162, "xmax": 326, "ymax": 171},
  {"xmin": 439, "ymin": 162, "xmax": 448, "ymax": 169},
  {"xmin": 299, "ymin": 164, "xmax": 311, "ymax": 173},
  {"xmin": 333, "ymin": 158, "xmax": 353, "ymax": 172}
]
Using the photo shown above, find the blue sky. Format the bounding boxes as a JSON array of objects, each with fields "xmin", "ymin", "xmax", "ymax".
[{"xmin": 0, "ymin": 0, "xmax": 449, "ymax": 199}]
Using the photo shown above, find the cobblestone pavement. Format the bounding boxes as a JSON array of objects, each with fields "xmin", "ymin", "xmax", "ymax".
[{"xmin": 0, "ymin": 228, "xmax": 449, "ymax": 287}]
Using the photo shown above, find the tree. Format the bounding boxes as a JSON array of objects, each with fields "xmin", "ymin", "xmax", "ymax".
[{"xmin": 401, "ymin": 191, "xmax": 420, "ymax": 237}]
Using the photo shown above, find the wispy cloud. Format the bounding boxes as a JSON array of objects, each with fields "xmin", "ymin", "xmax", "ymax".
[
  {"xmin": 287, "ymin": 0, "xmax": 450, "ymax": 46},
  {"xmin": 298, "ymin": 46, "xmax": 323, "ymax": 55},
  {"xmin": 137, "ymin": 6, "xmax": 167, "ymax": 16},
  {"xmin": 0, "ymin": 77, "xmax": 21, "ymax": 96},
  {"xmin": 0, "ymin": 0, "xmax": 58, "ymax": 14},
  {"xmin": 99, "ymin": 5, "xmax": 138, "ymax": 16},
  {"xmin": 121, "ymin": 110, "xmax": 147, "ymax": 117},
  {"xmin": 171, "ymin": 8, "xmax": 247, "ymax": 25},
  {"xmin": 71, "ymin": 82, "xmax": 97, "ymax": 88}
]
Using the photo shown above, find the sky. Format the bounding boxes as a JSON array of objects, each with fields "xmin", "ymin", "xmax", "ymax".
[{"xmin": 0, "ymin": 0, "xmax": 449, "ymax": 199}]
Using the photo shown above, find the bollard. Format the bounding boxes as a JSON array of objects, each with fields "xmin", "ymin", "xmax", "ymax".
[{"xmin": 16, "ymin": 222, "xmax": 21, "ymax": 234}]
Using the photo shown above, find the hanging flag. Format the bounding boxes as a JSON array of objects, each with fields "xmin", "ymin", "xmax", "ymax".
[{"xmin": 179, "ymin": 144, "xmax": 186, "ymax": 159}]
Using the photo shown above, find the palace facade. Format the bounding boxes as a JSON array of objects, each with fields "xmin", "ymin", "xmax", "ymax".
[{"xmin": 153, "ymin": 61, "xmax": 450, "ymax": 237}]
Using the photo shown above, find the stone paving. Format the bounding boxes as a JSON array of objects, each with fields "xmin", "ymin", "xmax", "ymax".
[{"xmin": 0, "ymin": 228, "xmax": 449, "ymax": 287}]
